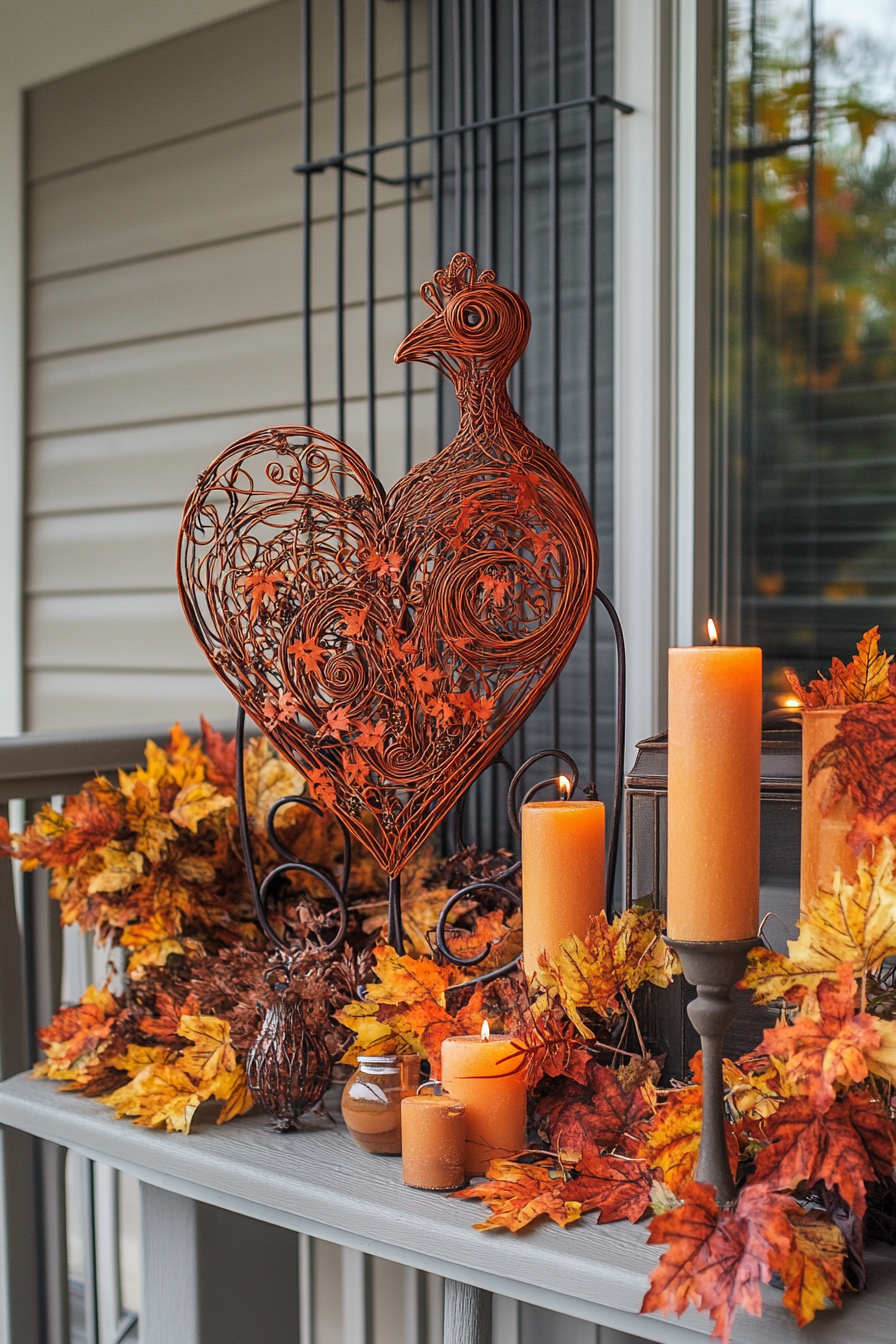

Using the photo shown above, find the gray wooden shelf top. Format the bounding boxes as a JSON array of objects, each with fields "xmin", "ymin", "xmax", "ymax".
[{"xmin": 1, "ymin": 1071, "xmax": 894, "ymax": 1344}]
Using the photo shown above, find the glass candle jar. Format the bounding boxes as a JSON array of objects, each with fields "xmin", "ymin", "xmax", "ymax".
[
  {"xmin": 800, "ymin": 707, "xmax": 860, "ymax": 910},
  {"xmin": 341, "ymin": 1056, "xmax": 403, "ymax": 1154}
]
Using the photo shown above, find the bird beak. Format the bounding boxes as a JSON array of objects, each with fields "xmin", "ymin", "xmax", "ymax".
[{"xmin": 394, "ymin": 311, "xmax": 450, "ymax": 365}]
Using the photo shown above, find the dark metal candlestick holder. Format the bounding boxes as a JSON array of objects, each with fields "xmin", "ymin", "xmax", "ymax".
[{"xmin": 664, "ymin": 936, "xmax": 760, "ymax": 1208}]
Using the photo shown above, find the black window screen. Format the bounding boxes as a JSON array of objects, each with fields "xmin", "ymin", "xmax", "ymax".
[{"xmin": 295, "ymin": 0, "xmax": 615, "ymax": 854}]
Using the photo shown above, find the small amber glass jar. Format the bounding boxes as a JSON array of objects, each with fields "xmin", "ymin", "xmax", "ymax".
[{"xmin": 341, "ymin": 1056, "xmax": 403, "ymax": 1154}]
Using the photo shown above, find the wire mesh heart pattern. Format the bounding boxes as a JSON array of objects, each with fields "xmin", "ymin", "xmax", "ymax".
[{"xmin": 178, "ymin": 256, "xmax": 599, "ymax": 876}]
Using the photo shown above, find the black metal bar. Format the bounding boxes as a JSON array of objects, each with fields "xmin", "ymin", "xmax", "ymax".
[
  {"xmin": 366, "ymin": 0, "xmax": 377, "ymax": 476},
  {"xmin": 453, "ymin": 0, "xmax": 464, "ymax": 251},
  {"xmin": 387, "ymin": 874, "xmax": 405, "ymax": 955},
  {"xmin": 512, "ymin": 0, "xmax": 525, "ymax": 769},
  {"xmin": 403, "ymin": 0, "xmax": 414, "ymax": 474},
  {"xmin": 431, "ymin": 0, "xmax": 444, "ymax": 453},
  {"xmin": 594, "ymin": 586, "xmax": 626, "ymax": 908},
  {"xmin": 302, "ymin": 0, "xmax": 313, "ymax": 425},
  {"xmin": 292, "ymin": 91, "xmax": 629, "ymax": 176},
  {"xmin": 549, "ymin": 0, "xmax": 561, "ymax": 756},
  {"xmin": 586, "ymin": 0, "xmax": 598, "ymax": 792},
  {"xmin": 335, "ymin": 0, "xmax": 346, "ymax": 443}
]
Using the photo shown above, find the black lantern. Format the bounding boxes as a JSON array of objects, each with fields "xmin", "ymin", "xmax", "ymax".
[{"xmin": 624, "ymin": 715, "xmax": 802, "ymax": 1080}]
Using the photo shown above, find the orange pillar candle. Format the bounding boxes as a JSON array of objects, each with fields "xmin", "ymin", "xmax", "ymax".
[
  {"xmin": 401, "ymin": 1093, "xmax": 467, "ymax": 1190},
  {"xmin": 441, "ymin": 1025, "xmax": 527, "ymax": 1175},
  {"xmin": 521, "ymin": 798, "xmax": 605, "ymax": 976},
  {"xmin": 666, "ymin": 628, "xmax": 762, "ymax": 941}
]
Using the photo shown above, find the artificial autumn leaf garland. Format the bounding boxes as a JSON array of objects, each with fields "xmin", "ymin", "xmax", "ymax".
[{"xmin": 4, "ymin": 638, "xmax": 896, "ymax": 1338}]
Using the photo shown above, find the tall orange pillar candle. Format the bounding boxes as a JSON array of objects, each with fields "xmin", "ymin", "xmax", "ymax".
[
  {"xmin": 521, "ymin": 799, "xmax": 605, "ymax": 976},
  {"xmin": 666, "ymin": 629, "xmax": 762, "ymax": 941},
  {"xmin": 441, "ymin": 1025, "xmax": 527, "ymax": 1175}
]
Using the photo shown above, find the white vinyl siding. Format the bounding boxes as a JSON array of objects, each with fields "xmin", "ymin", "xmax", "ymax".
[{"xmin": 24, "ymin": 0, "xmax": 434, "ymax": 730}]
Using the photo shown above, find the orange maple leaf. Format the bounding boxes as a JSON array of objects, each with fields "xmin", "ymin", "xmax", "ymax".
[
  {"xmin": 751, "ymin": 1089, "xmax": 896, "ymax": 1218},
  {"xmin": 637, "ymin": 1056, "xmax": 739, "ymax": 1195},
  {"xmin": 759, "ymin": 961, "xmax": 896, "ymax": 1109},
  {"xmin": 642, "ymin": 1181, "xmax": 845, "ymax": 1341},
  {"xmin": 563, "ymin": 1155, "xmax": 654, "ymax": 1224},
  {"xmin": 240, "ymin": 569, "xmax": 287, "ymax": 621},
  {"xmin": 344, "ymin": 750, "xmax": 371, "ymax": 789},
  {"xmin": 304, "ymin": 766, "xmax": 337, "ymax": 808},
  {"xmin": 452, "ymin": 1157, "xmax": 584, "ymax": 1231},
  {"xmin": 288, "ymin": 636, "xmax": 327, "ymax": 676},
  {"xmin": 263, "ymin": 690, "xmax": 300, "ymax": 727},
  {"xmin": 450, "ymin": 497, "xmax": 482, "ymax": 537},
  {"xmin": 785, "ymin": 626, "xmax": 894, "ymax": 707},
  {"xmin": 508, "ymin": 465, "xmax": 541, "ymax": 511}
]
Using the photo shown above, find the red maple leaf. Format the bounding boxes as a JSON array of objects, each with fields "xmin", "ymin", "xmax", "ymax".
[
  {"xmin": 288, "ymin": 637, "xmax": 327, "ymax": 676},
  {"xmin": 539, "ymin": 1061, "xmax": 651, "ymax": 1163},
  {"xmin": 199, "ymin": 717, "xmax": 237, "ymax": 796},
  {"xmin": 751, "ymin": 1090, "xmax": 896, "ymax": 1218},
  {"xmin": 422, "ymin": 695, "xmax": 457, "ymax": 727},
  {"xmin": 564, "ymin": 1155, "xmax": 654, "ymax": 1224},
  {"xmin": 240, "ymin": 569, "xmax": 287, "ymax": 620},
  {"xmin": 501, "ymin": 1006, "xmax": 592, "ymax": 1090},
  {"xmin": 449, "ymin": 690, "xmax": 495, "ymax": 726},
  {"xmin": 529, "ymin": 531, "xmax": 559, "ymax": 567}
]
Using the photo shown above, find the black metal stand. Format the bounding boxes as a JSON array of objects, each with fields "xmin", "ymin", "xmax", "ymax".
[{"xmin": 664, "ymin": 936, "xmax": 759, "ymax": 1208}]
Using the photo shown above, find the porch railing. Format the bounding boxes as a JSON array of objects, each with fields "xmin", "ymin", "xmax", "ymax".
[{"xmin": 0, "ymin": 726, "xmax": 643, "ymax": 1344}]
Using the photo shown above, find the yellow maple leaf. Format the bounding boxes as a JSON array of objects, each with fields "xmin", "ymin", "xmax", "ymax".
[
  {"xmin": 106, "ymin": 1044, "xmax": 171, "ymax": 1073},
  {"xmin": 743, "ymin": 840, "xmax": 896, "ymax": 1004},
  {"xmin": 120, "ymin": 912, "xmax": 186, "ymax": 975},
  {"xmin": 100, "ymin": 1062, "xmax": 206, "ymax": 1132},
  {"xmin": 212, "ymin": 1064, "xmax": 255, "ymax": 1123},
  {"xmin": 242, "ymin": 736, "xmax": 306, "ymax": 828},
  {"xmin": 84, "ymin": 843, "xmax": 144, "ymax": 894},
  {"xmin": 124, "ymin": 781, "xmax": 177, "ymax": 861},
  {"xmin": 176, "ymin": 1015, "xmax": 237, "ymax": 1085},
  {"xmin": 533, "ymin": 909, "xmax": 679, "ymax": 1038},
  {"xmin": 335, "ymin": 1001, "xmax": 405, "ymax": 1063},
  {"xmin": 168, "ymin": 781, "xmax": 231, "ymax": 832}
]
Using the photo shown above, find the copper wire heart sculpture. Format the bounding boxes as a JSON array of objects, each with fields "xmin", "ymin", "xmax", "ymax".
[{"xmin": 178, "ymin": 254, "xmax": 598, "ymax": 880}]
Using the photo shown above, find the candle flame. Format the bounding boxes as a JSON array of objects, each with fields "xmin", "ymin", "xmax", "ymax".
[
  {"xmin": 783, "ymin": 696, "xmax": 802, "ymax": 710},
  {"xmin": 707, "ymin": 618, "xmax": 719, "ymax": 646},
  {"xmin": 558, "ymin": 774, "xmax": 571, "ymax": 801},
  {"xmin": 480, "ymin": 1020, "xmax": 490, "ymax": 1041}
]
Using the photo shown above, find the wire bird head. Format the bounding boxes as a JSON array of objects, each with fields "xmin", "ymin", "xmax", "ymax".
[{"xmin": 394, "ymin": 252, "xmax": 531, "ymax": 387}]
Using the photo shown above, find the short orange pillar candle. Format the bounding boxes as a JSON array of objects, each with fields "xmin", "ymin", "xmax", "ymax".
[
  {"xmin": 521, "ymin": 796, "xmax": 605, "ymax": 976},
  {"xmin": 401, "ymin": 1091, "xmax": 467, "ymax": 1190},
  {"xmin": 666, "ymin": 625, "xmax": 762, "ymax": 942},
  {"xmin": 441, "ymin": 1024, "xmax": 527, "ymax": 1175}
]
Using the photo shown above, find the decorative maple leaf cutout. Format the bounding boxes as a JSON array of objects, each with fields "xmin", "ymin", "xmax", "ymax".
[
  {"xmin": 642, "ymin": 1181, "xmax": 845, "ymax": 1341},
  {"xmin": 532, "ymin": 909, "xmax": 679, "ymax": 1038},
  {"xmin": 741, "ymin": 839, "xmax": 896, "ymax": 1003},
  {"xmin": 240, "ymin": 568, "xmax": 288, "ymax": 621},
  {"xmin": 785, "ymin": 626, "xmax": 895, "ymax": 707}
]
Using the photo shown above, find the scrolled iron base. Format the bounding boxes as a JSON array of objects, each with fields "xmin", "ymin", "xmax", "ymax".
[{"xmin": 664, "ymin": 936, "xmax": 760, "ymax": 1208}]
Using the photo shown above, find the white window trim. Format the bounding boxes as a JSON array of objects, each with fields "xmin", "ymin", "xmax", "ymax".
[{"xmin": 614, "ymin": 0, "xmax": 712, "ymax": 748}]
